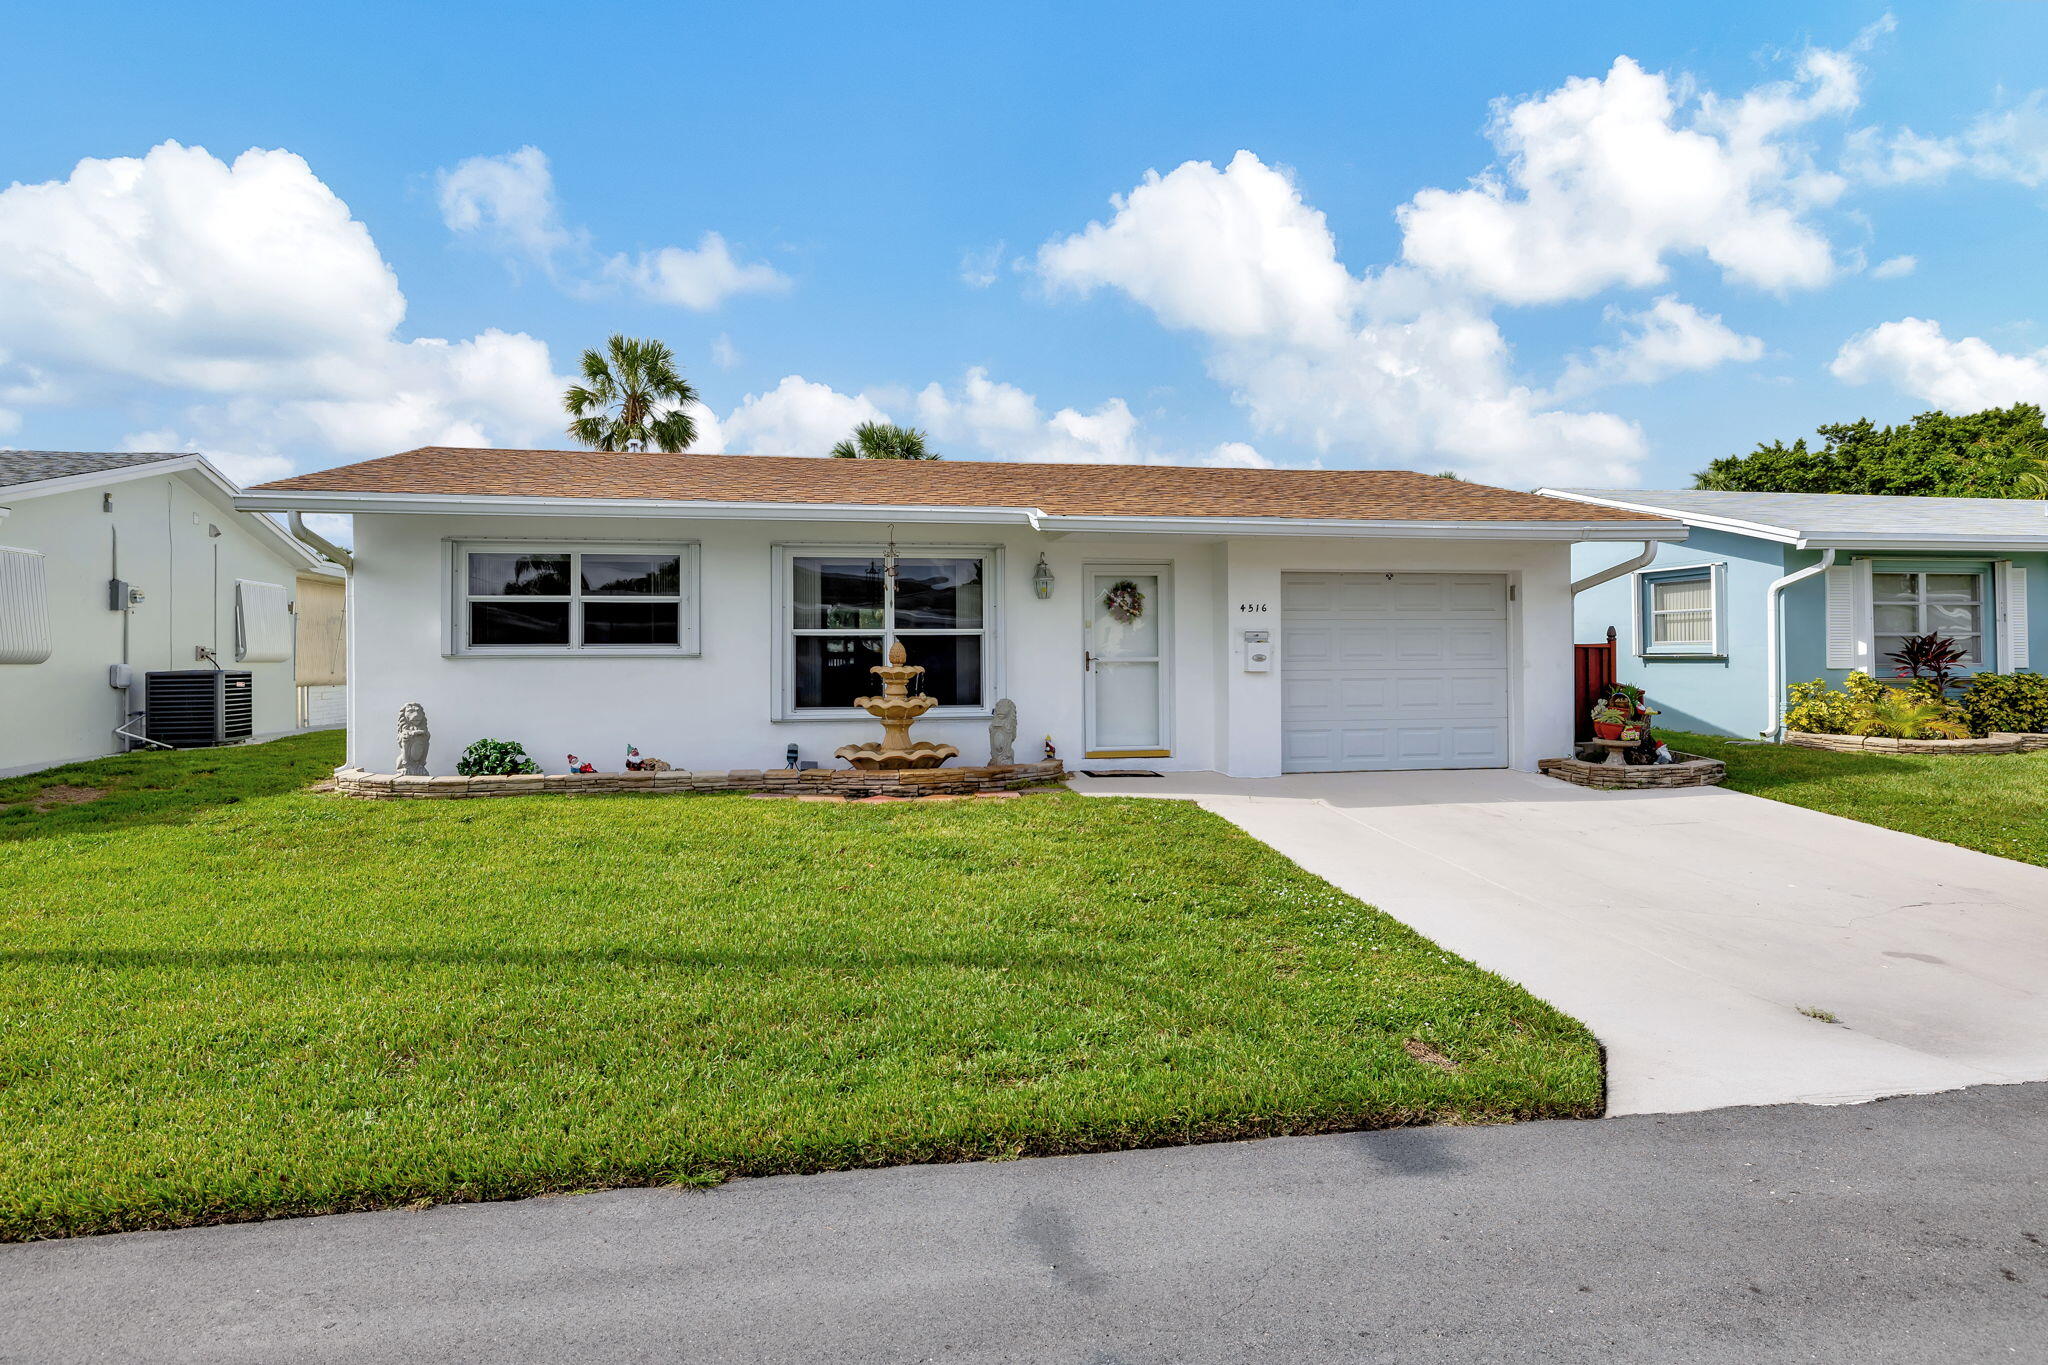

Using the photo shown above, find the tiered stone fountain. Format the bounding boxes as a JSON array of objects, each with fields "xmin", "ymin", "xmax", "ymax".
[{"xmin": 835, "ymin": 641, "xmax": 960, "ymax": 770}]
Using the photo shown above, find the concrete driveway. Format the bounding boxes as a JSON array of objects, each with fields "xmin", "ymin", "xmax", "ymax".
[{"xmin": 1074, "ymin": 768, "xmax": 2048, "ymax": 1115}]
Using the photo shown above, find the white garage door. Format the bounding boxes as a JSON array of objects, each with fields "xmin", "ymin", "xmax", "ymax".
[{"xmin": 1281, "ymin": 572, "xmax": 1510, "ymax": 773}]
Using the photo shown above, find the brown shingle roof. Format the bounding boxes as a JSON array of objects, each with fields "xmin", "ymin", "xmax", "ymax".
[{"xmin": 253, "ymin": 447, "xmax": 1663, "ymax": 523}]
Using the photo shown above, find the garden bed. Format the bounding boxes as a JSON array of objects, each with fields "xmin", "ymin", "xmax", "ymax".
[
  {"xmin": 1538, "ymin": 750, "xmax": 1726, "ymax": 790},
  {"xmin": 1783, "ymin": 731, "xmax": 2048, "ymax": 756},
  {"xmin": 335, "ymin": 760, "xmax": 1065, "ymax": 799}
]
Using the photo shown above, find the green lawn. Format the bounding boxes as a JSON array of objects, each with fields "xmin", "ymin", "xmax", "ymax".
[
  {"xmin": 0, "ymin": 733, "xmax": 1600, "ymax": 1241},
  {"xmin": 1667, "ymin": 730, "xmax": 2048, "ymax": 868}
]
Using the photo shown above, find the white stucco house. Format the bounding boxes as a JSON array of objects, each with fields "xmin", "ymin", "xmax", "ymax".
[
  {"xmin": 1, "ymin": 451, "xmax": 345, "ymax": 777},
  {"xmin": 236, "ymin": 447, "xmax": 1680, "ymax": 779}
]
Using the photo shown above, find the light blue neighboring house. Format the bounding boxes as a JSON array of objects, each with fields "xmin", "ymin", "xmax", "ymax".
[{"xmin": 1540, "ymin": 489, "xmax": 2047, "ymax": 739}]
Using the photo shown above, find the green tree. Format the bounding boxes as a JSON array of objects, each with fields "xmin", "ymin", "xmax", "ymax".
[
  {"xmin": 1693, "ymin": 404, "xmax": 2048, "ymax": 498},
  {"xmin": 563, "ymin": 335, "xmax": 699, "ymax": 452},
  {"xmin": 830, "ymin": 421, "xmax": 939, "ymax": 460}
]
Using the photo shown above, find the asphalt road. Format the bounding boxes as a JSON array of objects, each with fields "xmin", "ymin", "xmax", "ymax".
[{"xmin": 5, "ymin": 1084, "xmax": 2045, "ymax": 1364}]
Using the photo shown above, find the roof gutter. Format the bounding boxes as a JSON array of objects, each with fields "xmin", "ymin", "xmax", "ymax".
[
  {"xmin": 289, "ymin": 511, "xmax": 353, "ymax": 572},
  {"xmin": 1765, "ymin": 548, "xmax": 1835, "ymax": 743},
  {"xmin": 1569, "ymin": 541, "xmax": 1657, "ymax": 595}
]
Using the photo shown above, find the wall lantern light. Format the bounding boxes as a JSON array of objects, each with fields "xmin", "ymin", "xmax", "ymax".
[{"xmin": 1032, "ymin": 554, "xmax": 1055, "ymax": 600}]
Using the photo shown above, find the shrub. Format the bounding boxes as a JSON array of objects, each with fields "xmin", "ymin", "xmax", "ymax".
[
  {"xmin": 1784, "ymin": 673, "xmax": 1971, "ymax": 740},
  {"xmin": 1785, "ymin": 678, "xmax": 1856, "ymax": 734},
  {"xmin": 1956, "ymin": 671, "xmax": 2048, "ymax": 736},
  {"xmin": 455, "ymin": 738, "xmax": 542, "ymax": 776}
]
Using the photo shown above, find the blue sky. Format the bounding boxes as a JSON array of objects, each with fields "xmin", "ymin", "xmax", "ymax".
[{"xmin": 3, "ymin": 1, "xmax": 2046, "ymax": 492}]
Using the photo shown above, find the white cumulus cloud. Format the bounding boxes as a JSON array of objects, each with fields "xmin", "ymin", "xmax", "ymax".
[
  {"xmin": 1038, "ymin": 151, "xmax": 1646, "ymax": 484},
  {"xmin": 1396, "ymin": 47, "xmax": 1858, "ymax": 304},
  {"xmin": 1831, "ymin": 318, "xmax": 2048, "ymax": 411},
  {"xmin": 1552, "ymin": 296, "xmax": 1765, "ymax": 398},
  {"xmin": 707, "ymin": 366, "xmax": 1270, "ymax": 468},
  {"xmin": 0, "ymin": 141, "xmax": 570, "ymax": 470},
  {"xmin": 438, "ymin": 146, "xmax": 788, "ymax": 310},
  {"xmin": 1869, "ymin": 253, "xmax": 1917, "ymax": 280},
  {"xmin": 1846, "ymin": 90, "xmax": 2048, "ymax": 188},
  {"xmin": 717, "ymin": 375, "xmax": 890, "ymax": 457}
]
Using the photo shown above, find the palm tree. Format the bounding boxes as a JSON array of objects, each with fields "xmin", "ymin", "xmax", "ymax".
[
  {"xmin": 830, "ymin": 421, "xmax": 939, "ymax": 460},
  {"xmin": 563, "ymin": 335, "xmax": 698, "ymax": 452}
]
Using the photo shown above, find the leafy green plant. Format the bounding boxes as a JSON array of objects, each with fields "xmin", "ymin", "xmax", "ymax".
[
  {"xmin": 1784, "ymin": 678, "xmax": 1858, "ymax": 734},
  {"xmin": 1957, "ymin": 671, "xmax": 2048, "ymax": 736},
  {"xmin": 1694, "ymin": 403, "xmax": 2048, "ymax": 498},
  {"xmin": 455, "ymin": 738, "xmax": 542, "ymax": 776},
  {"xmin": 1784, "ymin": 674, "xmax": 1971, "ymax": 739}
]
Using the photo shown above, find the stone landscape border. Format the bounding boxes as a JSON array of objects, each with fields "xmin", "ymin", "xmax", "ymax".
[
  {"xmin": 1783, "ymin": 731, "xmax": 2048, "ymax": 756},
  {"xmin": 333, "ymin": 760, "xmax": 1067, "ymax": 800},
  {"xmin": 1538, "ymin": 751, "xmax": 1727, "ymax": 790}
]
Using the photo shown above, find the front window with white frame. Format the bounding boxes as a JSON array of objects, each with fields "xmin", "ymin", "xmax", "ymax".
[
  {"xmin": 1639, "ymin": 565, "xmax": 1722, "ymax": 656},
  {"xmin": 1873, "ymin": 570, "xmax": 1984, "ymax": 666},
  {"xmin": 453, "ymin": 543, "xmax": 698, "ymax": 654},
  {"xmin": 783, "ymin": 548, "xmax": 992, "ymax": 712}
]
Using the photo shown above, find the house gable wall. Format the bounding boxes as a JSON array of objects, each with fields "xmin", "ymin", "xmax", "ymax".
[{"xmin": 0, "ymin": 473, "xmax": 313, "ymax": 775}]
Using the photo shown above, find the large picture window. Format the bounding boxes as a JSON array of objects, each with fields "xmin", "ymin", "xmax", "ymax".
[
  {"xmin": 1874, "ymin": 570, "xmax": 1983, "ymax": 666},
  {"xmin": 455, "ymin": 544, "xmax": 696, "ymax": 654},
  {"xmin": 785, "ymin": 549, "xmax": 991, "ymax": 711}
]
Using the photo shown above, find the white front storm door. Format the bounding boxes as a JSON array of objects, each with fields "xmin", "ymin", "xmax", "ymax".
[{"xmin": 1083, "ymin": 565, "xmax": 1171, "ymax": 758}]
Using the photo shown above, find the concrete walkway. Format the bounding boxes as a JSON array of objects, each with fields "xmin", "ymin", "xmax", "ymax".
[
  {"xmin": 1074, "ymin": 768, "xmax": 2048, "ymax": 1115},
  {"xmin": 5, "ymin": 1084, "xmax": 2043, "ymax": 1363}
]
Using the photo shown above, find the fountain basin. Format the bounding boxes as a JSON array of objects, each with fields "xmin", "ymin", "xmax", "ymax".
[{"xmin": 835, "ymin": 740, "xmax": 959, "ymax": 771}]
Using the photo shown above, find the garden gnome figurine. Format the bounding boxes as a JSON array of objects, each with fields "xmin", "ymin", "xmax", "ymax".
[
  {"xmin": 988, "ymin": 698, "xmax": 1017, "ymax": 766},
  {"xmin": 395, "ymin": 703, "xmax": 430, "ymax": 776}
]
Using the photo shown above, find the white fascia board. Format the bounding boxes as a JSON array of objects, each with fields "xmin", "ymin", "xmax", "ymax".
[
  {"xmin": 1536, "ymin": 488, "xmax": 1803, "ymax": 544},
  {"xmin": 1798, "ymin": 534, "xmax": 2048, "ymax": 552},
  {"xmin": 0, "ymin": 454, "xmax": 204, "ymax": 503},
  {"xmin": 233, "ymin": 489, "xmax": 1044, "ymax": 527},
  {"xmin": 173, "ymin": 465, "xmax": 331, "ymax": 571},
  {"xmin": 236, "ymin": 489, "xmax": 1681, "ymax": 542},
  {"xmin": 1035, "ymin": 514, "xmax": 1685, "ymax": 540}
]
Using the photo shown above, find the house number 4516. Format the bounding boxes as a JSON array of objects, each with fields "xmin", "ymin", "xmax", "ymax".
[{"xmin": 1238, "ymin": 602, "xmax": 1270, "ymax": 612}]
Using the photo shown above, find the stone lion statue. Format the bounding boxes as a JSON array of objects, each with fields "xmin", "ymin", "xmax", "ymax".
[
  {"xmin": 395, "ymin": 702, "xmax": 430, "ymax": 776},
  {"xmin": 988, "ymin": 697, "xmax": 1017, "ymax": 766}
]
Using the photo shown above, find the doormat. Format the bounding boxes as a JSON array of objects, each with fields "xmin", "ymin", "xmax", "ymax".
[{"xmin": 1080, "ymin": 769, "xmax": 1163, "ymax": 778}]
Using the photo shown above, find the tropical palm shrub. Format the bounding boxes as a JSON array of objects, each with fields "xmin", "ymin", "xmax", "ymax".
[
  {"xmin": 830, "ymin": 421, "xmax": 939, "ymax": 460},
  {"xmin": 563, "ymin": 335, "xmax": 699, "ymax": 452}
]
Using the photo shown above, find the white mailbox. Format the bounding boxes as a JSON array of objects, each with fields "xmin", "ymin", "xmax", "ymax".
[{"xmin": 1243, "ymin": 629, "xmax": 1272, "ymax": 673}]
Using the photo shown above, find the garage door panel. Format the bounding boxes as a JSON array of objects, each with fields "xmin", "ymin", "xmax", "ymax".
[
  {"xmin": 1446, "ymin": 624, "xmax": 1509, "ymax": 666},
  {"xmin": 1283, "ymin": 624, "xmax": 1336, "ymax": 667},
  {"xmin": 1281, "ymin": 571, "xmax": 1510, "ymax": 773}
]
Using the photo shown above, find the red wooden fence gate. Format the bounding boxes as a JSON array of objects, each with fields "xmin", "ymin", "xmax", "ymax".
[{"xmin": 1573, "ymin": 627, "xmax": 1618, "ymax": 742}]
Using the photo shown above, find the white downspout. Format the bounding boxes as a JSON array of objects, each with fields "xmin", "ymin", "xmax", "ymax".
[
  {"xmin": 1570, "ymin": 541, "xmax": 1657, "ymax": 595},
  {"xmin": 288, "ymin": 511, "xmax": 353, "ymax": 572},
  {"xmin": 1764, "ymin": 548, "xmax": 1835, "ymax": 742}
]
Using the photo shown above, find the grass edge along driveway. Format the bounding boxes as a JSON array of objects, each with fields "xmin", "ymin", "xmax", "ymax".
[
  {"xmin": 0, "ymin": 734, "xmax": 1601, "ymax": 1241},
  {"xmin": 1667, "ymin": 729, "xmax": 2048, "ymax": 869}
]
